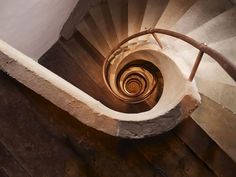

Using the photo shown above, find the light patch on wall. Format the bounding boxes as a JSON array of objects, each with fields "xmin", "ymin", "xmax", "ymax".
[{"xmin": 0, "ymin": 0, "xmax": 79, "ymax": 61}]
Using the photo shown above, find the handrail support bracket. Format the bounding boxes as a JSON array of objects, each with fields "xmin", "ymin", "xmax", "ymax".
[
  {"xmin": 152, "ymin": 33, "xmax": 163, "ymax": 49},
  {"xmin": 188, "ymin": 50, "xmax": 204, "ymax": 81}
]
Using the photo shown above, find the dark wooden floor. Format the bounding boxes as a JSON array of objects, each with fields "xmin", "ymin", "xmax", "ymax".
[{"xmin": 0, "ymin": 69, "xmax": 226, "ymax": 177}]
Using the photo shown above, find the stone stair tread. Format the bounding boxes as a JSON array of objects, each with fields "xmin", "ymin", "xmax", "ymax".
[
  {"xmin": 192, "ymin": 94, "xmax": 236, "ymax": 162},
  {"xmin": 141, "ymin": 0, "xmax": 168, "ymax": 31},
  {"xmin": 60, "ymin": 38, "xmax": 105, "ymax": 87},
  {"xmin": 155, "ymin": 0, "xmax": 197, "ymax": 29},
  {"xmin": 108, "ymin": 0, "xmax": 128, "ymax": 42},
  {"xmin": 76, "ymin": 20, "xmax": 104, "ymax": 56},
  {"xmin": 172, "ymin": 6, "xmax": 236, "ymax": 51},
  {"xmin": 172, "ymin": 0, "xmax": 233, "ymax": 35},
  {"xmin": 83, "ymin": 13, "xmax": 111, "ymax": 56},
  {"xmin": 188, "ymin": 5, "xmax": 236, "ymax": 44},
  {"xmin": 99, "ymin": 0, "xmax": 119, "ymax": 47},
  {"xmin": 128, "ymin": 0, "xmax": 147, "ymax": 36},
  {"xmin": 89, "ymin": 2, "xmax": 113, "ymax": 49},
  {"xmin": 164, "ymin": 36, "xmax": 236, "ymax": 86},
  {"xmin": 195, "ymin": 78, "xmax": 236, "ymax": 113}
]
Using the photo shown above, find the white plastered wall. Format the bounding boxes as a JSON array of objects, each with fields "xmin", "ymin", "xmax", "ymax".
[{"xmin": 0, "ymin": 0, "xmax": 79, "ymax": 61}]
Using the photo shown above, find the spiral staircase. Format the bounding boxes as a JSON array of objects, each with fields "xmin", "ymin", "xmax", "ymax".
[
  {"xmin": 0, "ymin": 0, "xmax": 236, "ymax": 176},
  {"xmin": 35, "ymin": 0, "xmax": 236, "ymax": 137}
]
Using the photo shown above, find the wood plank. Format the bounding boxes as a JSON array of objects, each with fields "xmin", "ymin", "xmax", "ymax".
[
  {"xmin": 174, "ymin": 118, "xmax": 236, "ymax": 177},
  {"xmin": 0, "ymin": 168, "xmax": 9, "ymax": 177},
  {"xmin": 0, "ymin": 143, "xmax": 31, "ymax": 177},
  {"xmin": 0, "ymin": 71, "xmax": 90, "ymax": 177},
  {"xmin": 136, "ymin": 131, "xmax": 217, "ymax": 177}
]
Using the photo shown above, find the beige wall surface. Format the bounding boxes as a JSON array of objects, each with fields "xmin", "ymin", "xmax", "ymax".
[{"xmin": 0, "ymin": 0, "xmax": 79, "ymax": 60}]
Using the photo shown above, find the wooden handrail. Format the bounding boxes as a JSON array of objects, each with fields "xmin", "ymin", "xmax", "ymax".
[{"xmin": 104, "ymin": 29, "xmax": 236, "ymax": 82}]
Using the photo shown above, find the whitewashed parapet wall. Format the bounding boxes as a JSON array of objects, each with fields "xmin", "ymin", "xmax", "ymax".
[
  {"xmin": 0, "ymin": 0, "xmax": 79, "ymax": 60},
  {"xmin": 0, "ymin": 40, "xmax": 200, "ymax": 138}
]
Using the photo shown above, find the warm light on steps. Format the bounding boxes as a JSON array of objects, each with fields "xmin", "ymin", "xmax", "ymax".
[{"xmin": 0, "ymin": 40, "xmax": 200, "ymax": 138}]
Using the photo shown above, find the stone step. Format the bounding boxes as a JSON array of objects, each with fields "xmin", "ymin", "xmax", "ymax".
[
  {"xmin": 170, "ymin": 6, "xmax": 236, "ymax": 51},
  {"xmin": 99, "ymin": 0, "xmax": 119, "ymax": 47},
  {"xmin": 195, "ymin": 78, "xmax": 236, "ymax": 113},
  {"xmin": 155, "ymin": 0, "xmax": 197, "ymax": 29},
  {"xmin": 192, "ymin": 94, "xmax": 236, "ymax": 162},
  {"xmin": 60, "ymin": 38, "xmax": 105, "ymax": 87},
  {"xmin": 141, "ymin": 0, "xmax": 168, "ymax": 31},
  {"xmin": 76, "ymin": 14, "xmax": 111, "ymax": 57},
  {"xmin": 76, "ymin": 20, "xmax": 105, "ymax": 56},
  {"xmin": 89, "ymin": 1, "xmax": 118, "ymax": 49},
  {"xmin": 187, "ymin": 5, "xmax": 236, "ymax": 44},
  {"xmin": 172, "ymin": 0, "xmax": 232, "ymax": 35},
  {"xmin": 128, "ymin": 0, "xmax": 147, "ymax": 37},
  {"xmin": 164, "ymin": 37, "xmax": 236, "ymax": 86},
  {"xmin": 161, "ymin": 0, "xmax": 233, "ymax": 43},
  {"xmin": 139, "ymin": 0, "xmax": 169, "ymax": 41},
  {"xmin": 108, "ymin": 0, "xmax": 128, "ymax": 42}
]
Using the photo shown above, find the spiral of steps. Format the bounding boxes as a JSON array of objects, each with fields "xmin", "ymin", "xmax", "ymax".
[
  {"xmin": 0, "ymin": 0, "xmax": 235, "ymax": 139},
  {"xmin": 33, "ymin": 0, "xmax": 236, "ymax": 138}
]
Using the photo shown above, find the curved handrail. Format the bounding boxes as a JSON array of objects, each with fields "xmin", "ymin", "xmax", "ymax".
[{"xmin": 104, "ymin": 29, "xmax": 236, "ymax": 82}]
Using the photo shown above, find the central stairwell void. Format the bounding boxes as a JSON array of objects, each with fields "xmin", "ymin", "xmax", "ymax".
[{"xmin": 0, "ymin": 0, "xmax": 236, "ymax": 139}]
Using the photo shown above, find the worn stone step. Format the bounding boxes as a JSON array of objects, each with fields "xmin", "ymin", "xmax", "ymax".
[
  {"xmin": 108, "ymin": 0, "xmax": 128, "ymax": 42},
  {"xmin": 192, "ymin": 95, "xmax": 236, "ymax": 164},
  {"xmin": 155, "ymin": 0, "xmax": 197, "ymax": 29},
  {"xmin": 172, "ymin": 0, "xmax": 233, "ymax": 34}
]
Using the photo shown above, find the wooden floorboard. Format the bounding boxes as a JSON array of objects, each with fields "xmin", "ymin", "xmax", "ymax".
[
  {"xmin": 174, "ymin": 118, "xmax": 236, "ymax": 177},
  {"xmin": 0, "ymin": 71, "xmax": 91, "ymax": 177},
  {"xmin": 0, "ymin": 168, "xmax": 9, "ymax": 177},
  {"xmin": 0, "ymin": 143, "xmax": 31, "ymax": 177},
  {"xmin": 0, "ymin": 70, "xmax": 223, "ymax": 177},
  {"xmin": 135, "ymin": 131, "xmax": 217, "ymax": 177}
]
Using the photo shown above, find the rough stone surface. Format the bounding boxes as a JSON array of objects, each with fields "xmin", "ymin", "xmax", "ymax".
[
  {"xmin": 119, "ymin": 95, "xmax": 200, "ymax": 138},
  {"xmin": 118, "ymin": 106, "xmax": 181, "ymax": 138}
]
